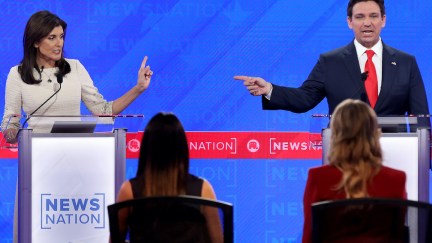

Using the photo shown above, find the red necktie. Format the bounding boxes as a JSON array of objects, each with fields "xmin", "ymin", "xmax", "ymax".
[{"xmin": 364, "ymin": 50, "xmax": 378, "ymax": 108}]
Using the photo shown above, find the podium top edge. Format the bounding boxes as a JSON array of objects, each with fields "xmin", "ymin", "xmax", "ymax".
[
  {"xmin": 7, "ymin": 114, "xmax": 145, "ymax": 118},
  {"xmin": 312, "ymin": 114, "xmax": 432, "ymax": 118}
]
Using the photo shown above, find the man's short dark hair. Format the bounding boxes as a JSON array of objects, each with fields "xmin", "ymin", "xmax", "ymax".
[{"xmin": 347, "ymin": 0, "xmax": 385, "ymax": 17}]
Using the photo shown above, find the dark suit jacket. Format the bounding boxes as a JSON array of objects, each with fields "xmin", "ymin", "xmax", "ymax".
[
  {"xmin": 302, "ymin": 165, "xmax": 406, "ymax": 243},
  {"xmin": 263, "ymin": 41, "xmax": 429, "ymax": 118}
]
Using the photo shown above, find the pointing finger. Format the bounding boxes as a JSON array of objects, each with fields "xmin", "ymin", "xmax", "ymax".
[
  {"xmin": 234, "ymin": 75, "xmax": 250, "ymax": 81},
  {"xmin": 141, "ymin": 56, "xmax": 148, "ymax": 69}
]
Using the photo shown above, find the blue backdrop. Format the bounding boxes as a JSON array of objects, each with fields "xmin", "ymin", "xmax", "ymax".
[{"xmin": 1, "ymin": 0, "xmax": 431, "ymax": 242}]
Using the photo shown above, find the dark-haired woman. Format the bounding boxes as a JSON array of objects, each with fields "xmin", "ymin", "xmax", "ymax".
[
  {"xmin": 114, "ymin": 112, "xmax": 223, "ymax": 243},
  {"xmin": 1, "ymin": 10, "xmax": 153, "ymax": 143},
  {"xmin": 2, "ymin": 10, "xmax": 153, "ymax": 243}
]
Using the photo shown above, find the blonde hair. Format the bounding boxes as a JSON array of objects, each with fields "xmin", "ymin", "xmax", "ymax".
[{"xmin": 328, "ymin": 99, "xmax": 382, "ymax": 198}]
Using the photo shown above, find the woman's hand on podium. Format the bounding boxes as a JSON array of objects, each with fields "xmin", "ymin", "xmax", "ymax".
[{"xmin": 3, "ymin": 128, "xmax": 18, "ymax": 144}]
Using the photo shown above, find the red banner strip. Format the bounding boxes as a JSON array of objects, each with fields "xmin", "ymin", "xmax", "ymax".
[{"xmin": 1, "ymin": 132, "xmax": 323, "ymax": 159}]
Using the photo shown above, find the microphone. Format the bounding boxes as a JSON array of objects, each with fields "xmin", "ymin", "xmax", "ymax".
[
  {"xmin": 20, "ymin": 73, "xmax": 63, "ymax": 129},
  {"xmin": 348, "ymin": 72, "xmax": 369, "ymax": 102},
  {"xmin": 359, "ymin": 71, "xmax": 369, "ymax": 102},
  {"xmin": 53, "ymin": 73, "xmax": 63, "ymax": 91},
  {"xmin": 361, "ymin": 71, "xmax": 369, "ymax": 82},
  {"xmin": 56, "ymin": 73, "xmax": 63, "ymax": 84}
]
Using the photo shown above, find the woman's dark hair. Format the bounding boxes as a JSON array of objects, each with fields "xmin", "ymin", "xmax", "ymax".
[
  {"xmin": 19, "ymin": 10, "xmax": 70, "ymax": 84},
  {"xmin": 136, "ymin": 112, "xmax": 189, "ymax": 196},
  {"xmin": 347, "ymin": 0, "xmax": 385, "ymax": 18}
]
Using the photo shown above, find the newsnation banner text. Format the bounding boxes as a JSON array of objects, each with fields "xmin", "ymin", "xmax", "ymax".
[{"xmin": 0, "ymin": 132, "xmax": 322, "ymax": 159}]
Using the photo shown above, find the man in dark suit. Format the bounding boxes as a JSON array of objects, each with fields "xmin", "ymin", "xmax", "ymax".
[{"xmin": 234, "ymin": 0, "xmax": 429, "ymax": 123}]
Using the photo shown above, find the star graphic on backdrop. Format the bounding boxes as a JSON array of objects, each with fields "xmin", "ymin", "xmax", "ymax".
[{"xmin": 223, "ymin": 0, "xmax": 252, "ymax": 26}]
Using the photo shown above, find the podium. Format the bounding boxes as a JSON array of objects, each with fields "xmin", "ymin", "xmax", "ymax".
[
  {"xmin": 10, "ymin": 115, "xmax": 144, "ymax": 242},
  {"xmin": 319, "ymin": 115, "xmax": 430, "ymax": 243},
  {"xmin": 321, "ymin": 116, "xmax": 430, "ymax": 202}
]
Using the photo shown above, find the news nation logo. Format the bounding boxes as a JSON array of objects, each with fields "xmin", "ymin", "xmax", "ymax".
[{"xmin": 40, "ymin": 193, "xmax": 105, "ymax": 229}]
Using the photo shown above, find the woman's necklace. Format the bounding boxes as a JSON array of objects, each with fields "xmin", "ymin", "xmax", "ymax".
[{"xmin": 41, "ymin": 68, "xmax": 57, "ymax": 83}]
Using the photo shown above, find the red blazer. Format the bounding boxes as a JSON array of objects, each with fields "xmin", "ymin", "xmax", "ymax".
[{"xmin": 302, "ymin": 165, "xmax": 406, "ymax": 243}]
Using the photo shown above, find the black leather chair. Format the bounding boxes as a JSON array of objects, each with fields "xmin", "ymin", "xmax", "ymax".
[
  {"xmin": 311, "ymin": 198, "xmax": 432, "ymax": 243},
  {"xmin": 108, "ymin": 195, "xmax": 233, "ymax": 243}
]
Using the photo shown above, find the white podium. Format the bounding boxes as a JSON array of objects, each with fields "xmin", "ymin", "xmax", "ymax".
[
  {"xmin": 321, "ymin": 119, "xmax": 430, "ymax": 202},
  {"xmin": 17, "ymin": 129, "xmax": 126, "ymax": 243}
]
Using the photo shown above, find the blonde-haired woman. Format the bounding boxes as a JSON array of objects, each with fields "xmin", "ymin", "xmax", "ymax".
[{"xmin": 302, "ymin": 99, "xmax": 406, "ymax": 243}]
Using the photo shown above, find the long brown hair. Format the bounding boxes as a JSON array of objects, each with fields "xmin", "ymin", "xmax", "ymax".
[
  {"xmin": 136, "ymin": 112, "xmax": 189, "ymax": 196},
  {"xmin": 328, "ymin": 99, "xmax": 382, "ymax": 198}
]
